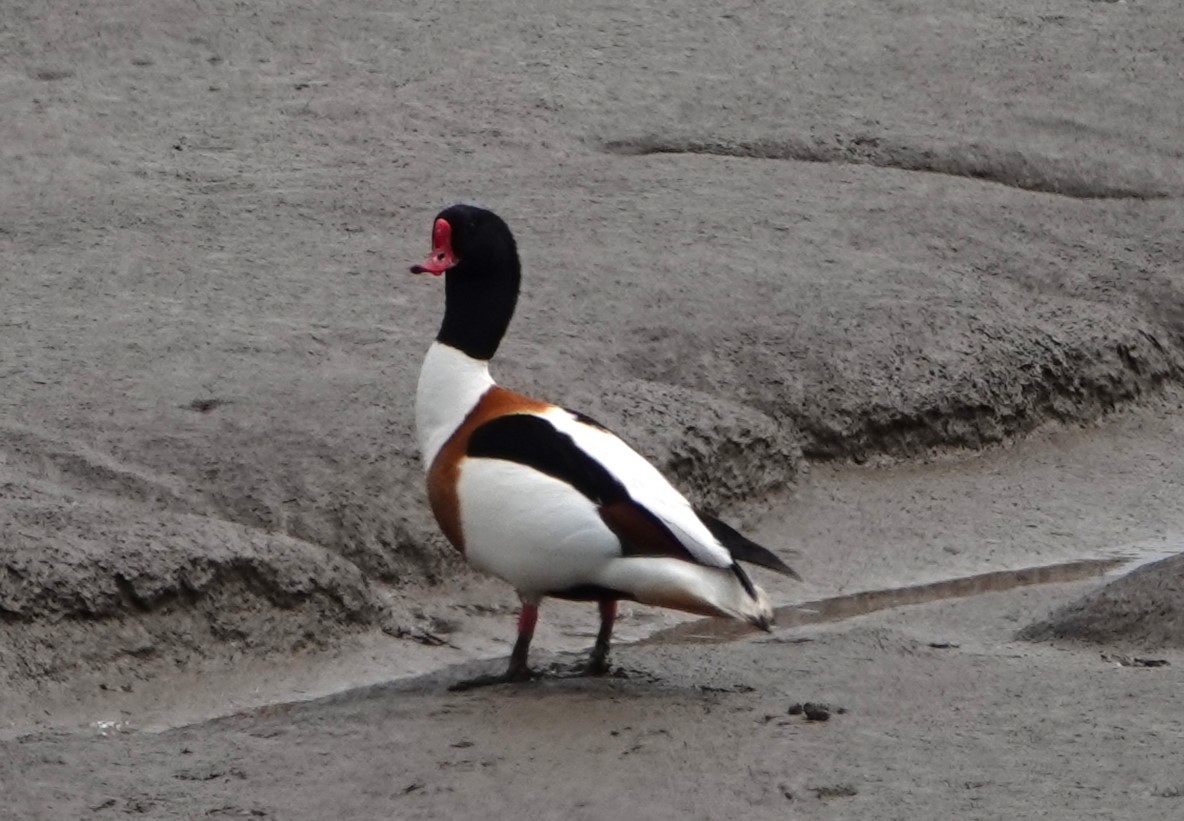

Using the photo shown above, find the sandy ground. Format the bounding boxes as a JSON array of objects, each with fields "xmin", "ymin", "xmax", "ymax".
[
  {"xmin": 4, "ymin": 581, "xmax": 1183, "ymax": 820},
  {"xmin": 3, "ymin": 399, "xmax": 1184, "ymax": 819},
  {"xmin": 4, "ymin": 0, "xmax": 1184, "ymax": 671},
  {"xmin": 4, "ymin": 0, "xmax": 1184, "ymax": 817},
  {"xmin": 3, "ymin": 394, "xmax": 1182, "ymax": 736}
]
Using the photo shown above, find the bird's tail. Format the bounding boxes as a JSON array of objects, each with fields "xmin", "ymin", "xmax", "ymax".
[{"xmin": 596, "ymin": 557, "xmax": 775, "ymax": 630}]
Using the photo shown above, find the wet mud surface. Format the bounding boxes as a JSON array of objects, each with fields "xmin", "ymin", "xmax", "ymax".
[{"xmin": 3, "ymin": 1, "xmax": 1184, "ymax": 817}]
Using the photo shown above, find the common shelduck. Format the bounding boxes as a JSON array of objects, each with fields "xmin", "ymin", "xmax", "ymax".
[{"xmin": 411, "ymin": 204, "xmax": 799, "ymax": 689}]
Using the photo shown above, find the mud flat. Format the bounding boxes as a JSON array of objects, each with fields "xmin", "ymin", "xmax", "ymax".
[
  {"xmin": 3, "ymin": 562, "xmax": 1183, "ymax": 820},
  {"xmin": 3, "ymin": 0, "xmax": 1184, "ymax": 701},
  {"xmin": 3, "ymin": 400, "xmax": 1184, "ymax": 819},
  {"xmin": 2, "ymin": 0, "xmax": 1184, "ymax": 817}
]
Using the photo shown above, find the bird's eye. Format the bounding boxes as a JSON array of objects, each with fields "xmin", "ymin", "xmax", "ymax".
[{"xmin": 436, "ymin": 252, "xmax": 445, "ymax": 260}]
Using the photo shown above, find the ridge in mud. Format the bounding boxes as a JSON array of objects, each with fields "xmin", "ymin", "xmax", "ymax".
[
  {"xmin": 1019, "ymin": 553, "xmax": 1184, "ymax": 650},
  {"xmin": 602, "ymin": 134, "xmax": 1175, "ymax": 200},
  {"xmin": 791, "ymin": 341, "xmax": 1182, "ymax": 463},
  {"xmin": 0, "ymin": 498, "xmax": 383, "ymax": 683},
  {"xmin": 642, "ymin": 558, "xmax": 1121, "ymax": 646}
]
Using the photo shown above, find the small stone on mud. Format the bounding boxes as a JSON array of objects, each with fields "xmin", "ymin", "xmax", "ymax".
[
  {"xmin": 186, "ymin": 397, "xmax": 229, "ymax": 413},
  {"xmin": 32, "ymin": 67, "xmax": 75, "ymax": 81},
  {"xmin": 789, "ymin": 702, "xmax": 842, "ymax": 720},
  {"xmin": 1133, "ymin": 657, "xmax": 1170, "ymax": 667},
  {"xmin": 1102, "ymin": 653, "xmax": 1171, "ymax": 668},
  {"xmin": 803, "ymin": 703, "xmax": 831, "ymax": 721}
]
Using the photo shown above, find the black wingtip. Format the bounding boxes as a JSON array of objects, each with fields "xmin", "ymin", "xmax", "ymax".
[
  {"xmin": 731, "ymin": 561, "xmax": 758, "ymax": 599},
  {"xmin": 697, "ymin": 508, "xmax": 802, "ymax": 581}
]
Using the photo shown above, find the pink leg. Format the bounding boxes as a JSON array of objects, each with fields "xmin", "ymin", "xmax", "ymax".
[
  {"xmin": 508, "ymin": 601, "xmax": 539, "ymax": 675},
  {"xmin": 449, "ymin": 599, "xmax": 539, "ymax": 691}
]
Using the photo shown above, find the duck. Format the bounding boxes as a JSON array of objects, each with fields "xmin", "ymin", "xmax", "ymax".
[{"xmin": 411, "ymin": 204, "xmax": 799, "ymax": 689}]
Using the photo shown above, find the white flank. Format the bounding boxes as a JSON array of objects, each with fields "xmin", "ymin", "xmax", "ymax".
[
  {"xmin": 539, "ymin": 407, "xmax": 733, "ymax": 569},
  {"xmin": 456, "ymin": 459, "xmax": 772, "ymax": 625},
  {"xmin": 457, "ymin": 458, "xmax": 622, "ymax": 594},
  {"xmin": 415, "ymin": 342, "xmax": 495, "ymax": 469}
]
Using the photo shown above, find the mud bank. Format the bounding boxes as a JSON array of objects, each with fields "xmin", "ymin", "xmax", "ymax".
[{"xmin": 3, "ymin": 0, "xmax": 1184, "ymax": 689}]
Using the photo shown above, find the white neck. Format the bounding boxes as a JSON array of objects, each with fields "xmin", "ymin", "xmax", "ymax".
[{"xmin": 415, "ymin": 342, "xmax": 496, "ymax": 470}]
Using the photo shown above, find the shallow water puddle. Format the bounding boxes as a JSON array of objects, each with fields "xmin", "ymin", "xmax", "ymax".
[{"xmin": 640, "ymin": 557, "xmax": 1124, "ymax": 646}]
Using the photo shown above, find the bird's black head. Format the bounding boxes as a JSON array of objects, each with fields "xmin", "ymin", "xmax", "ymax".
[
  {"xmin": 410, "ymin": 204, "xmax": 521, "ymax": 361},
  {"xmin": 410, "ymin": 204, "xmax": 517, "ymax": 277}
]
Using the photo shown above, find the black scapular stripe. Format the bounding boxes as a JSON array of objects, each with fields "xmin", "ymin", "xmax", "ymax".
[
  {"xmin": 696, "ymin": 509, "xmax": 802, "ymax": 580},
  {"xmin": 467, "ymin": 414, "xmax": 699, "ymax": 566},
  {"xmin": 467, "ymin": 413, "xmax": 630, "ymax": 505},
  {"xmin": 467, "ymin": 414, "xmax": 801, "ymax": 589}
]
